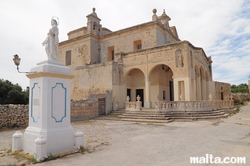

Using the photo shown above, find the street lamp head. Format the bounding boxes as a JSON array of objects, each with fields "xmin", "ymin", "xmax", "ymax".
[
  {"xmin": 12, "ymin": 54, "xmax": 36, "ymax": 74},
  {"xmin": 13, "ymin": 54, "xmax": 21, "ymax": 67}
]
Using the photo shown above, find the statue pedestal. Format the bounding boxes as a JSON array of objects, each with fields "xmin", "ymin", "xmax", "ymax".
[{"xmin": 23, "ymin": 60, "xmax": 74, "ymax": 155}]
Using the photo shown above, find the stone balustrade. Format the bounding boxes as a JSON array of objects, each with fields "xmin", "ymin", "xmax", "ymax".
[
  {"xmin": 155, "ymin": 100, "xmax": 234, "ymax": 113},
  {"xmin": 125, "ymin": 95, "xmax": 142, "ymax": 111}
]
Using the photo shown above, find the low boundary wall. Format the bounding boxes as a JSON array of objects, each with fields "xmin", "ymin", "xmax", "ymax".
[{"xmin": 0, "ymin": 105, "xmax": 29, "ymax": 128}]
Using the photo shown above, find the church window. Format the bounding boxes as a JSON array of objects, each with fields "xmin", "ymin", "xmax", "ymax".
[
  {"xmin": 134, "ymin": 40, "xmax": 142, "ymax": 51},
  {"xmin": 108, "ymin": 46, "xmax": 114, "ymax": 61},
  {"xmin": 66, "ymin": 50, "xmax": 71, "ymax": 66},
  {"xmin": 163, "ymin": 90, "xmax": 166, "ymax": 100}
]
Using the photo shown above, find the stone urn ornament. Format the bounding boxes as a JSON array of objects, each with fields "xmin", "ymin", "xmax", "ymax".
[
  {"xmin": 126, "ymin": 96, "xmax": 130, "ymax": 102},
  {"xmin": 136, "ymin": 95, "xmax": 141, "ymax": 101}
]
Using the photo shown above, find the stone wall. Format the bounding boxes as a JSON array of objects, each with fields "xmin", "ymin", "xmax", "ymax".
[
  {"xmin": 71, "ymin": 98, "xmax": 99, "ymax": 121},
  {"xmin": 0, "ymin": 105, "xmax": 29, "ymax": 128},
  {"xmin": 0, "ymin": 99, "xmax": 108, "ymax": 127},
  {"xmin": 232, "ymin": 93, "xmax": 250, "ymax": 101}
]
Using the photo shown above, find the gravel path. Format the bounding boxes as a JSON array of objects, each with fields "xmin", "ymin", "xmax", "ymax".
[{"xmin": 1, "ymin": 104, "xmax": 250, "ymax": 166}]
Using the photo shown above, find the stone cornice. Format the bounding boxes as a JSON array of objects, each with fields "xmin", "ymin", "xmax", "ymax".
[
  {"xmin": 59, "ymin": 34, "xmax": 100, "ymax": 45},
  {"xmin": 26, "ymin": 72, "xmax": 74, "ymax": 79},
  {"xmin": 59, "ymin": 21, "xmax": 180, "ymax": 46},
  {"xmin": 102, "ymin": 21, "xmax": 180, "ymax": 41}
]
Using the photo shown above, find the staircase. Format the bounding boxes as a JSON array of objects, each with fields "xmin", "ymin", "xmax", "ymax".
[
  {"xmin": 102, "ymin": 109, "xmax": 229, "ymax": 123},
  {"xmin": 98, "ymin": 109, "xmax": 171, "ymax": 123},
  {"xmin": 165, "ymin": 110, "xmax": 228, "ymax": 121}
]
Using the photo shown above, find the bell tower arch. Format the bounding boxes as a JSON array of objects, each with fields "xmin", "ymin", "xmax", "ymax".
[{"xmin": 86, "ymin": 8, "xmax": 102, "ymax": 36}]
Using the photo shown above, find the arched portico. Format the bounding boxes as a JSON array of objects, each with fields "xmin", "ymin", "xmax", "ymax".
[
  {"xmin": 124, "ymin": 64, "xmax": 174, "ymax": 108},
  {"xmin": 125, "ymin": 68, "xmax": 145, "ymax": 106},
  {"xmin": 148, "ymin": 64, "xmax": 174, "ymax": 107}
]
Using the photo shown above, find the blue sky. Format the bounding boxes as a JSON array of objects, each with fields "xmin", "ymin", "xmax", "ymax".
[
  {"xmin": 208, "ymin": 0, "xmax": 250, "ymax": 84},
  {"xmin": 0, "ymin": 0, "xmax": 249, "ymax": 89}
]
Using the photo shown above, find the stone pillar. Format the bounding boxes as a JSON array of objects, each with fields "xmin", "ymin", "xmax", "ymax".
[
  {"xmin": 173, "ymin": 79, "xmax": 179, "ymax": 101},
  {"xmin": 202, "ymin": 78, "xmax": 206, "ymax": 100},
  {"xmin": 34, "ymin": 135, "xmax": 47, "ymax": 162},
  {"xmin": 197, "ymin": 75, "xmax": 201, "ymax": 100},
  {"xmin": 23, "ymin": 60, "xmax": 74, "ymax": 156},
  {"xmin": 12, "ymin": 131, "xmax": 23, "ymax": 152},
  {"xmin": 144, "ymin": 79, "xmax": 151, "ymax": 108},
  {"xmin": 75, "ymin": 131, "xmax": 84, "ymax": 149}
]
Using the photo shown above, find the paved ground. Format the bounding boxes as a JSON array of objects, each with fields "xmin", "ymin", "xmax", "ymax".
[{"xmin": 0, "ymin": 104, "xmax": 250, "ymax": 166}]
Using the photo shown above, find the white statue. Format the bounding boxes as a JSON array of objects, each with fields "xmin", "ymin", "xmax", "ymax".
[
  {"xmin": 209, "ymin": 93, "xmax": 213, "ymax": 101},
  {"xmin": 113, "ymin": 97, "xmax": 119, "ymax": 111},
  {"xmin": 42, "ymin": 17, "xmax": 59, "ymax": 61},
  {"xmin": 179, "ymin": 93, "xmax": 183, "ymax": 101}
]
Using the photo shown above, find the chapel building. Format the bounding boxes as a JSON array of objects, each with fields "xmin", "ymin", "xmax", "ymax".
[{"xmin": 58, "ymin": 8, "xmax": 231, "ymax": 114}]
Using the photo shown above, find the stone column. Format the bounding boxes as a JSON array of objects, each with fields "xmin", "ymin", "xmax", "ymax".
[
  {"xmin": 144, "ymin": 79, "xmax": 151, "ymax": 108},
  {"xmin": 23, "ymin": 60, "xmax": 74, "ymax": 156},
  {"xmin": 173, "ymin": 78, "xmax": 179, "ymax": 101},
  {"xmin": 144, "ymin": 54, "xmax": 151, "ymax": 108},
  {"xmin": 196, "ymin": 75, "xmax": 201, "ymax": 100},
  {"xmin": 203, "ymin": 78, "xmax": 207, "ymax": 100}
]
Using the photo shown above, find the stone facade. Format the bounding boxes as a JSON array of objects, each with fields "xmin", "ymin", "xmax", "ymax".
[
  {"xmin": 58, "ymin": 8, "xmax": 231, "ymax": 116},
  {"xmin": 0, "ymin": 105, "xmax": 28, "ymax": 128},
  {"xmin": 214, "ymin": 82, "xmax": 231, "ymax": 100}
]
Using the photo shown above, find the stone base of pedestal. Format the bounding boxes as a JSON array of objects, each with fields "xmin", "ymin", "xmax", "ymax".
[
  {"xmin": 144, "ymin": 102, "xmax": 152, "ymax": 108},
  {"xmin": 24, "ymin": 126, "xmax": 74, "ymax": 155}
]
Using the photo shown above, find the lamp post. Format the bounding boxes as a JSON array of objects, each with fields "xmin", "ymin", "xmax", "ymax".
[{"xmin": 13, "ymin": 54, "xmax": 36, "ymax": 74}]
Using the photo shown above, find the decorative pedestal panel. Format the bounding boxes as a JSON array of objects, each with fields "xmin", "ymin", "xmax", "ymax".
[{"xmin": 23, "ymin": 60, "xmax": 74, "ymax": 155}]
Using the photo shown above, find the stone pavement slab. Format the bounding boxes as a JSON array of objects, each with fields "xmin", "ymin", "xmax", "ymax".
[{"xmin": 1, "ymin": 104, "xmax": 250, "ymax": 166}]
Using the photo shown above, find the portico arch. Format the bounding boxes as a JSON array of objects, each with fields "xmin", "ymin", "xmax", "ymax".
[
  {"xmin": 148, "ymin": 64, "xmax": 174, "ymax": 107},
  {"xmin": 125, "ymin": 68, "xmax": 145, "ymax": 106}
]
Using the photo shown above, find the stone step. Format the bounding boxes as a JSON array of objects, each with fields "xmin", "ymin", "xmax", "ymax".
[
  {"xmin": 165, "ymin": 113, "xmax": 225, "ymax": 117},
  {"xmin": 118, "ymin": 115, "xmax": 169, "ymax": 120},
  {"xmin": 169, "ymin": 114, "xmax": 229, "ymax": 120},
  {"xmin": 123, "ymin": 111, "xmax": 162, "ymax": 114},
  {"xmin": 105, "ymin": 109, "xmax": 228, "ymax": 123},
  {"xmin": 121, "ymin": 113, "xmax": 166, "ymax": 117},
  {"xmin": 108, "ymin": 110, "xmax": 127, "ymax": 116},
  {"xmin": 118, "ymin": 118, "xmax": 173, "ymax": 123},
  {"xmin": 163, "ymin": 110, "xmax": 223, "ymax": 114}
]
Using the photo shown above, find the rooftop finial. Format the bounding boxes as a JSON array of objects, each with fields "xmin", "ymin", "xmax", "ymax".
[
  {"xmin": 161, "ymin": 9, "xmax": 171, "ymax": 22},
  {"xmin": 152, "ymin": 9, "xmax": 157, "ymax": 21},
  {"xmin": 152, "ymin": 8, "xmax": 157, "ymax": 14},
  {"xmin": 91, "ymin": 7, "xmax": 97, "ymax": 17}
]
